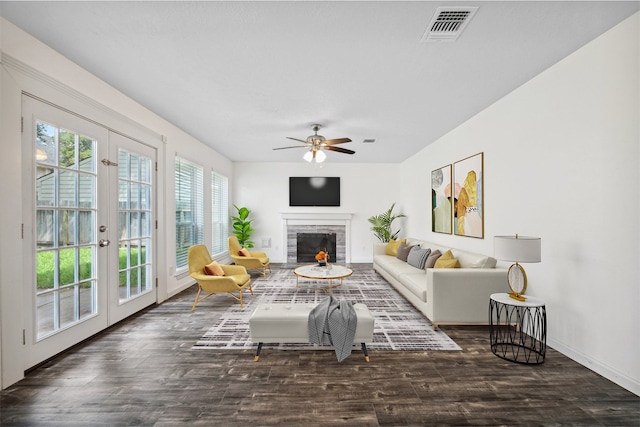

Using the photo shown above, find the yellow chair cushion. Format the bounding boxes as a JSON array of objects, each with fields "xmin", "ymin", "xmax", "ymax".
[
  {"xmin": 238, "ymin": 248, "xmax": 250, "ymax": 257},
  {"xmin": 385, "ymin": 239, "xmax": 406, "ymax": 256},
  {"xmin": 229, "ymin": 274, "xmax": 251, "ymax": 286},
  {"xmin": 204, "ymin": 260, "xmax": 225, "ymax": 276}
]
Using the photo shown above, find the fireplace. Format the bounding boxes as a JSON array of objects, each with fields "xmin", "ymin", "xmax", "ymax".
[
  {"xmin": 281, "ymin": 213, "xmax": 352, "ymax": 264},
  {"xmin": 296, "ymin": 233, "xmax": 337, "ymax": 263}
]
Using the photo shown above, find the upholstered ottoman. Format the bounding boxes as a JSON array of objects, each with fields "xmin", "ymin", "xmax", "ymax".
[{"xmin": 249, "ymin": 303, "xmax": 375, "ymax": 361}]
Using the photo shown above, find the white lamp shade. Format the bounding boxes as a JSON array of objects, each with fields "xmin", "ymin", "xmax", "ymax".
[
  {"xmin": 303, "ymin": 150, "xmax": 314, "ymax": 162},
  {"xmin": 494, "ymin": 235, "xmax": 541, "ymax": 263},
  {"xmin": 303, "ymin": 149, "xmax": 326, "ymax": 163}
]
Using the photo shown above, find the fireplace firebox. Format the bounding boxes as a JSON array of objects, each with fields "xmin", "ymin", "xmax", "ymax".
[{"xmin": 296, "ymin": 233, "xmax": 337, "ymax": 263}]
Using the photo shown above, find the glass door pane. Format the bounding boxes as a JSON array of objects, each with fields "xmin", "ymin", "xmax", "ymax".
[
  {"xmin": 35, "ymin": 121, "xmax": 98, "ymax": 339},
  {"xmin": 117, "ymin": 149, "xmax": 153, "ymax": 303}
]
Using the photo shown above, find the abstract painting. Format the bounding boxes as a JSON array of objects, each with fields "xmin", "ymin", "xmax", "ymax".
[
  {"xmin": 453, "ymin": 152, "xmax": 484, "ymax": 238},
  {"xmin": 431, "ymin": 164, "xmax": 452, "ymax": 234}
]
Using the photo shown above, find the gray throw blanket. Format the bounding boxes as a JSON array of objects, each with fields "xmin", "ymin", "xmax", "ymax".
[{"xmin": 308, "ymin": 296, "xmax": 357, "ymax": 362}]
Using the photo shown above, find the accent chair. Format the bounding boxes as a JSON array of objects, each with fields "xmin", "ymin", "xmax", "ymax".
[
  {"xmin": 188, "ymin": 244, "xmax": 252, "ymax": 310},
  {"xmin": 228, "ymin": 236, "xmax": 272, "ymax": 277}
]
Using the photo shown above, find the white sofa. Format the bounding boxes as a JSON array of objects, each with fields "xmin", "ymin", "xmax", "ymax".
[{"xmin": 373, "ymin": 238, "xmax": 508, "ymax": 329}]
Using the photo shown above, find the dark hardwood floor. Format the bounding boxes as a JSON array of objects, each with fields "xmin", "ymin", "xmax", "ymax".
[{"xmin": 1, "ymin": 265, "xmax": 638, "ymax": 426}]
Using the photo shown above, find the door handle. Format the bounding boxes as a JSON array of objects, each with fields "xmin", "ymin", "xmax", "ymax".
[{"xmin": 99, "ymin": 239, "xmax": 110, "ymax": 247}]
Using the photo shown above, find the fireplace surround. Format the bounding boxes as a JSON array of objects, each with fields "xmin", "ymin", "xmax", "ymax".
[{"xmin": 281, "ymin": 213, "xmax": 352, "ymax": 264}]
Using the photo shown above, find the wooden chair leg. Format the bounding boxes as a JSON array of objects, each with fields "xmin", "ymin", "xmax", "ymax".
[{"xmin": 191, "ymin": 286, "xmax": 202, "ymax": 311}]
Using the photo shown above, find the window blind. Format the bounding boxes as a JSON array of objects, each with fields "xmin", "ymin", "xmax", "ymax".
[
  {"xmin": 175, "ymin": 156, "xmax": 203, "ymax": 269},
  {"xmin": 211, "ymin": 171, "xmax": 229, "ymax": 256}
]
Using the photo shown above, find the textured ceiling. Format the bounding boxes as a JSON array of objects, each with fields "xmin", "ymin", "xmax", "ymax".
[{"xmin": 1, "ymin": 1, "xmax": 638, "ymax": 163}]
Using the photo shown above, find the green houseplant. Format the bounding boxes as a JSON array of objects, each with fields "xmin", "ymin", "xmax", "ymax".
[
  {"xmin": 368, "ymin": 202, "xmax": 406, "ymax": 243},
  {"xmin": 231, "ymin": 205, "xmax": 255, "ymax": 248}
]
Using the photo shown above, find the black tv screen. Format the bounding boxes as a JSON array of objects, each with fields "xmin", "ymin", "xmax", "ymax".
[{"xmin": 289, "ymin": 177, "xmax": 340, "ymax": 207}]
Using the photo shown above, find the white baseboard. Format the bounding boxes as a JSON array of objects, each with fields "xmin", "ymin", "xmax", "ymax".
[{"xmin": 548, "ymin": 337, "xmax": 639, "ymax": 397}]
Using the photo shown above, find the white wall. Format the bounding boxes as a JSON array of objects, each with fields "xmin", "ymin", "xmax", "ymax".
[
  {"xmin": 0, "ymin": 18, "xmax": 233, "ymax": 387},
  {"xmin": 399, "ymin": 13, "xmax": 639, "ymax": 394},
  {"xmin": 232, "ymin": 162, "xmax": 401, "ymax": 263}
]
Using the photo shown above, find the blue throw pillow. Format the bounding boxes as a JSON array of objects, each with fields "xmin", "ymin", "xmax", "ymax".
[{"xmin": 407, "ymin": 246, "xmax": 431, "ymax": 270}]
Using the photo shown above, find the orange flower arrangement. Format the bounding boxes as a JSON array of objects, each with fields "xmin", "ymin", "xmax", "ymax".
[{"xmin": 315, "ymin": 251, "xmax": 329, "ymax": 262}]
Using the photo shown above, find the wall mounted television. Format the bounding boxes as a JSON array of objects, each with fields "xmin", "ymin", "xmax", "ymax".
[{"xmin": 289, "ymin": 177, "xmax": 340, "ymax": 207}]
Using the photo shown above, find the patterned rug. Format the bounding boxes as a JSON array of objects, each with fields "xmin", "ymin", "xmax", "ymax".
[{"xmin": 193, "ymin": 265, "xmax": 461, "ymax": 352}]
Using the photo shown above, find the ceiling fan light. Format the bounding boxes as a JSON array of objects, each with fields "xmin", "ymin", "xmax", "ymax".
[
  {"xmin": 316, "ymin": 150, "xmax": 326, "ymax": 162},
  {"xmin": 303, "ymin": 150, "xmax": 314, "ymax": 162}
]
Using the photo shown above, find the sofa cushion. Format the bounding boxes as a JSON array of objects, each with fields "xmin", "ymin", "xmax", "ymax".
[
  {"xmin": 385, "ymin": 239, "xmax": 406, "ymax": 256},
  {"xmin": 375, "ymin": 255, "xmax": 422, "ymax": 281},
  {"xmin": 407, "ymin": 246, "xmax": 431, "ymax": 269},
  {"xmin": 451, "ymin": 249, "xmax": 497, "ymax": 268},
  {"xmin": 398, "ymin": 271, "xmax": 428, "ymax": 301},
  {"xmin": 395, "ymin": 242, "xmax": 414, "ymax": 262},
  {"xmin": 424, "ymin": 249, "xmax": 442, "ymax": 269}
]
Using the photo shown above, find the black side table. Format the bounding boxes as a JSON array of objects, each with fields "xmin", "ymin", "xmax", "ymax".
[{"xmin": 489, "ymin": 293, "xmax": 546, "ymax": 364}]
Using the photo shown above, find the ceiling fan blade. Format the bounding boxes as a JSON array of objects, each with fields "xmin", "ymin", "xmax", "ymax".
[
  {"xmin": 323, "ymin": 138, "xmax": 352, "ymax": 145},
  {"xmin": 286, "ymin": 137, "xmax": 309, "ymax": 144},
  {"xmin": 326, "ymin": 146, "xmax": 355, "ymax": 155},
  {"xmin": 273, "ymin": 146, "xmax": 310, "ymax": 150}
]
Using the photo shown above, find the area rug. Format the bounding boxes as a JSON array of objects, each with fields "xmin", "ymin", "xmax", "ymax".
[{"xmin": 193, "ymin": 266, "xmax": 461, "ymax": 351}]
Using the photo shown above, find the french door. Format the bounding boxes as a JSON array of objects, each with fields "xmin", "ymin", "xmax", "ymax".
[{"xmin": 23, "ymin": 96, "xmax": 156, "ymax": 368}]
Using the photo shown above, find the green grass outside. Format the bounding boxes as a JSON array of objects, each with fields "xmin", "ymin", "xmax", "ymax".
[{"xmin": 37, "ymin": 247, "xmax": 147, "ymax": 289}]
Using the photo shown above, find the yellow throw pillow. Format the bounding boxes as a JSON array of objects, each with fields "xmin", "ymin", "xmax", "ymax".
[
  {"xmin": 439, "ymin": 249, "xmax": 454, "ymax": 260},
  {"xmin": 434, "ymin": 258, "xmax": 460, "ymax": 268},
  {"xmin": 434, "ymin": 250, "xmax": 459, "ymax": 268},
  {"xmin": 239, "ymin": 248, "xmax": 250, "ymax": 257},
  {"xmin": 385, "ymin": 239, "xmax": 406, "ymax": 256},
  {"xmin": 204, "ymin": 260, "xmax": 225, "ymax": 276}
]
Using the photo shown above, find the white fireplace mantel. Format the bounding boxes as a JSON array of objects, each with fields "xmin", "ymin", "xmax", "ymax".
[
  {"xmin": 281, "ymin": 213, "xmax": 353, "ymax": 263},
  {"xmin": 280, "ymin": 213, "xmax": 353, "ymax": 222}
]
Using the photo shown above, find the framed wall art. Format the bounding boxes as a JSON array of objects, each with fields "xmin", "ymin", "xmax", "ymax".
[
  {"xmin": 453, "ymin": 152, "xmax": 484, "ymax": 238},
  {"xmin": 431, "ymin": 164, "xmax": 452, "ymax": 234}
]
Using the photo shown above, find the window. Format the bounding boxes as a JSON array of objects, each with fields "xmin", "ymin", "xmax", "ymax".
[
  {"xmin": 211, "ymin": 171, "xmax": 229, "ymax": 255},
  {"xmin": 175, "ymin": 156, "xmax": 203, "ymax": 269}
]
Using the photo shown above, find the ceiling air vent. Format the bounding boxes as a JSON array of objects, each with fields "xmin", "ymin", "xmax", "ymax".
[{"xmin": 421, "ymin": 6, "xmax": 478, "ymax": 43}]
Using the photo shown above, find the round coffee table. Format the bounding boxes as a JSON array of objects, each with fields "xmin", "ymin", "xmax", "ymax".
[{"xmin": 293, "ymin": 264, "xmax": 353, "ymax": 295}]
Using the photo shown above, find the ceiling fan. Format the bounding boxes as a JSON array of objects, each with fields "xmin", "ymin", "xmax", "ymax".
[{"xmin": 273, "ymin": 124, "xmax": 355, "ymax": 162}]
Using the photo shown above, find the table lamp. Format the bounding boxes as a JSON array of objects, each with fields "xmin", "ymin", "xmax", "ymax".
[{"xmin": 494, "ymin": 234, "xmax": 541, "ymax": 301}]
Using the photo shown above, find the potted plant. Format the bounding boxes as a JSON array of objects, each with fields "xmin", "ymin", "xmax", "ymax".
[
  {"xmin": 231, "ymin": 205, "xmax": 255, "ymax": 248},
  {"xmin": 368, "ymin": 202, "xmax": 406, "ymax": 243}
]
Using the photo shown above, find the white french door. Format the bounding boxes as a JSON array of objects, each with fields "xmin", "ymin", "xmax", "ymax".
[
  {"xmin": 107, "ymin": 132, "xmax": 156, "ymax": 322},
  {"xmin": 22, "ymin": 96, "xmax": 156, "ymax": 368}
]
